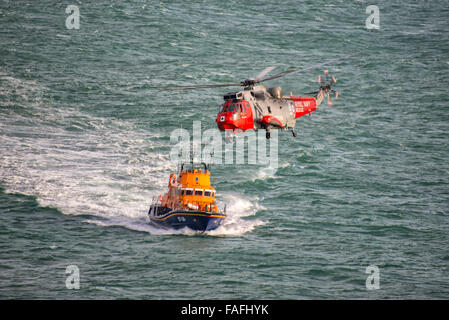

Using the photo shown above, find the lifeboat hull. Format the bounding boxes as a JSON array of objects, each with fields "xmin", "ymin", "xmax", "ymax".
[{"xmin": 148, "ymin": 205, "xmax": 226, "ymax": 232}]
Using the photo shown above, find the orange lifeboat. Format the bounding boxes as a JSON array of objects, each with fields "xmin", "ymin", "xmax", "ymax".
[{"xmin": 148, "ymin": 162, "xmax": 226, "ymax": 232}]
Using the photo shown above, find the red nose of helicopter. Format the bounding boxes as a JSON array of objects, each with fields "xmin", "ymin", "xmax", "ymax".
[{"xmin": 215, "ymin": 100, "xmax": 254, "ymax": 132}]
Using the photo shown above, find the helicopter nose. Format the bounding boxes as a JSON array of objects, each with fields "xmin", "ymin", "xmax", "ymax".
[{"xmin": 216, "ymin": 112, "xmax": 238, "ymax": 131}]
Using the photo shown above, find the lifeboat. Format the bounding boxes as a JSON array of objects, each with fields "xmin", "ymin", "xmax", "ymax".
[{"xmin": 148, "ymin": 162, "xmax": 226, "ymax": 232}]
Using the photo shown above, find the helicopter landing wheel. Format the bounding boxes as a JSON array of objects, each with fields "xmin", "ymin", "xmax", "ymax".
[
  {"xmin": 266, "ymin": 131, "xmax": 271, "ymax": 139},
  {"xmin": 292, "ymin": 130, "xmax": 297, "ymax": 137}
]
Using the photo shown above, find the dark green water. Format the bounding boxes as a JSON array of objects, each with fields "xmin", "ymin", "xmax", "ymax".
[{"xmin": 1, "ymin": 0, "xmax": 448, "ymax": 299}]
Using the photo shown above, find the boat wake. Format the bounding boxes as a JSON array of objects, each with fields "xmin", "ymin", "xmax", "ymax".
[{"xmin": 82, "ymin": 194, "xmax": 265, "ymax": 237}]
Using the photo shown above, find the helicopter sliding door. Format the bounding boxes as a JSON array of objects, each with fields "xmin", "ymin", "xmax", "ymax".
[{"xmin": 238, "ymin": 102, "xmax": 254, "ymax": 130}]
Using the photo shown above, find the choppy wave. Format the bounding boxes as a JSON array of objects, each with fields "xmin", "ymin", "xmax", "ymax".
[{"xmin": 2, "ymin": 0, "xmax": 449, "ymax": 299}]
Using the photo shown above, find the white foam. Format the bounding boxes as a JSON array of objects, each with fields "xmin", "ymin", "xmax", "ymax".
[
  {"xmin": 200, "ymin": 193, "xmax": 266, "ymax": 236},
  {"xmin": 252, "ymin": 162, "xmax": 289, "ymax": 181}
]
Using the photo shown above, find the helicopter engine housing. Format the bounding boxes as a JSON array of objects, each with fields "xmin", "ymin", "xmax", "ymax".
[{"xmin": 268, "ymin": 87, "xmax": 282, "ymax": 99}]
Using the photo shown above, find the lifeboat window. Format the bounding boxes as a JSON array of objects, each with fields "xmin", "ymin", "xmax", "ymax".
[
  {"xmin": 180, "ymin": 190, "xmax": 185, "ymax": 196},
  {"xmin": 195, "ymin": 190, "xmax": 203, "ymax": 196},
  {"xmin": 204, "ymin": 191, "xmax": 211, "ymax": 197},
  {"xmin": 185, "ymin": 189, "xmax": 193, "ymax": 196}
]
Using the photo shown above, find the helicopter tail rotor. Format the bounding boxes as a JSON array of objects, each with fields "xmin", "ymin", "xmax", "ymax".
[{"xmin": 314, "ymin": 69, "xmax": 339, "ymax": 106}]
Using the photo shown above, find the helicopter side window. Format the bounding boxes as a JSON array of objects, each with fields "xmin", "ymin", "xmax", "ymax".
[{"xmin": 228, "ymin": 104, "xmax": 235, "ymax": 112}]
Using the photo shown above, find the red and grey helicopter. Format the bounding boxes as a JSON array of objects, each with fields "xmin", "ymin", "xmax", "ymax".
[{"xmin": 150, "ymin": 53, "xmax": 359, "ymax": 139}]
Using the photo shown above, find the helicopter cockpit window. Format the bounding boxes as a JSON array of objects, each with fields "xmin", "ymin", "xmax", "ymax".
[
  {"xmin": 219, "ymin": 105, "xmax": 224, "ymax": 113},
  {"xmin": 229, "ymin": 103, "xmax": 244, "ymax": 113}
]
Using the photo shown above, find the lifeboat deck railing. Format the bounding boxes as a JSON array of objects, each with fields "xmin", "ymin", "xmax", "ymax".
[
  {"xmin": 150, "ymin": 195, "xmax": 226, "ymax": 215},
  {"xmin": 150, "ymin": 195, "xmax": 162, "ymax": 207}
]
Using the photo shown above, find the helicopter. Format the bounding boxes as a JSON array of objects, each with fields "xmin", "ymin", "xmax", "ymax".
[{"xmin": 150, "ymin": 52, "xmax": 359, "ymax": 139}]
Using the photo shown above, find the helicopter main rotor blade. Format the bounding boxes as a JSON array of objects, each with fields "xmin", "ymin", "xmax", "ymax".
[
  {"xmin": 148, "ymin": 52, "xmax": 360, "ymax": 91},
  {"xmin": 147, "ymin": 82, "xmax": 243, "ymax": 91},
  {"xmin": 304, "ymin": 91, "xmax": 319, "ymax": 95},
  {"xmin": 254, "ymin": 66, "xmax": 276, "ymax": 81},
  {"xmin": 257, "ymin": 52, "xmax": 361, "ymax": 83}
]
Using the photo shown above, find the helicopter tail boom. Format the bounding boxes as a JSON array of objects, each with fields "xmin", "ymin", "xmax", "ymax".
[{"xmin": 290, "ymin": 97, "xmax": 317, "ymax": 119}]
